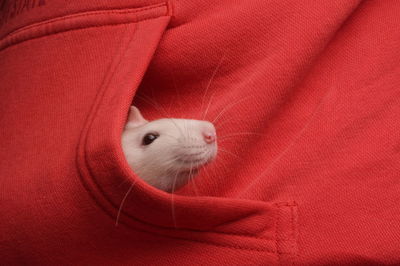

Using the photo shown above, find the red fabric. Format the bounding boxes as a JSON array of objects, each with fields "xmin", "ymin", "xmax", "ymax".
[{"xmin": 1, "ymin": 0, "xmax": 399, "ymax": 265}]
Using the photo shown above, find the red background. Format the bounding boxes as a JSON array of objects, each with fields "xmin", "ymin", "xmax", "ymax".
[{"xmin": 1, "ymin": 0, "xmax": 399, "ymax": 265}]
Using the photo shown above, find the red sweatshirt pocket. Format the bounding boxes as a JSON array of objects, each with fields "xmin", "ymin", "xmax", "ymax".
[{"xmin": 70, "ymin": 3, "xmax": 298, "ymax": 263}]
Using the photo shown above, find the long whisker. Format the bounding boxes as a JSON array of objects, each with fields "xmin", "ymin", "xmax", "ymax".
[
  {"xmin": 212, "ymin": 95, "xmax": 254, "ymax": 124},
  {"xmin": 135, "ymin": 94, "xmax": 167, "ymax": 116},
  {"xmin": 214, "ymin": 116, "xmax": 240, "ymax": 129},
  {"xmin": 171, "ymin": 168, "xmax": 180, "ymax": 229},
  {"xmin": 188, "ymin": 160, "xmax": 194, "ymax": 194},
  {"xmin": 190, "ymin": 170, "xmax": 200, "ymax": 197},
  {"xmin": 200, "ymin": 52, "xmax": 226, "ymax": 118},
  {"xmin": 117, "ymin": 178, "xmax": 131, "ymax": 188},
  {"xmin": 115, "ymin": 180, "xmax": 137, "ymax": 226},
  {"xmin": 214, "ymin": 155, "xmax": 230, "ymax": 178},
  {"xmin": 218, "ymin": 147, "xmax": 240, "ymax": 159},
  {"xmin": 136, "ymin": 94, "xmax": 185, "ymax": 137},
  {"xmin": 237, "ymin": 88, "xmax": 336, "ymax": 198},
  {"xmin": 138, "ymin": 96, "xmax": 175, "ymax": 125},
  {"xmin": 218, "ymin": 132, "xmax": 266, "ymax": 141},
  {"xmin": 191, "ymin": 156, "xmax": 213, "ymax": 197},
  {"xmin": 202, "ymin": 91, "xmax": 216, "ymax": 120},
  {"xmin": 219, "ymin": 156, "xmax": 230, "ymax": 172},
  {"xmin": 169, "ymin": 70, "xmax": 178, "ymax": 113}
]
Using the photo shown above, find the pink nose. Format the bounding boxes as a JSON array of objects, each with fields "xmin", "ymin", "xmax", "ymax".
[{"xmin": 203, "ymin": 131, "xmax": 216, "ymax": 144}]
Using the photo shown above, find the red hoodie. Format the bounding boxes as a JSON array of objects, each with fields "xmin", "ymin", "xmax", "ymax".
[{"xmin": 1, "ymin": 0, "xmax": 399, "ymax": 265}]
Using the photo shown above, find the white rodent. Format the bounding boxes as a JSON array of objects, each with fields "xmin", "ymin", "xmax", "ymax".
[{"xmin": 121, "ymin": 106, "xmax": 218, "ymax": 192}]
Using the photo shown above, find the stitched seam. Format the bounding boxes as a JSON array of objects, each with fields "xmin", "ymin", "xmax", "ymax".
[
  {"xmin": 114, "ymin": 221, "xmax": 276, "ymax": 252},
  {"xmin": 175, "ymin": 239, "xmax": 273, "ymax": 253},
  {"xmin": 112, "ymin": 211, "xmax": 276, "ymax": 252},
  {"xmin": 290, "ymin": 205, "xmax": 295, "ymax": 266},
  {"xmin": 275, "ymin": 205, "xmax": 281, "ymax": 265},
  {"xmin": 108, "ymin": 213, "xmax": 276, "ymax": 252},
  {"xmin": 114, "ymin": 204, "xmax": 274, "ymax": 239},
  {"xmin": 137, "ymin": 232, "xmax": 275, "ymax": 253},
  {"xmin": 293, "ymin": 205, "xmax": 298, "ymax": 264},
  {"xmin": 118, "ymin": 214, "xmax": 274, "ymax": 239},
  {"xmin": 114, "ymin": 211, "xmax": 277, "ymax": 251},
  {"xmin": 2, "ymin": 2, "xmax": 167, "ymax": 40},
  {"xmin": 275, "ymin": 203, "xmax": 299, "ymax": 264},
  {"xmin": 0, "ymin": 18, "xmax": 166, "ymax": 52}
]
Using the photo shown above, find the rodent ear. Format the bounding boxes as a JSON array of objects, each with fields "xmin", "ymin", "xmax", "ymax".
[{"xmin": 126, "ymin": 106, "xmax": 148, "ymax": 128}]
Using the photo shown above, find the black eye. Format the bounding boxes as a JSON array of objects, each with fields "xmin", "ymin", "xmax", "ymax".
[{"xmin": 142, "ymin": 133, "xmax": 159, "ymax": 145}]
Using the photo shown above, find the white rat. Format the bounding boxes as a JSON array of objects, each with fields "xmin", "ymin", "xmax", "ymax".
[{"xmin": 121, "ymin": 106, "xmax": 218, "ymax": 192}]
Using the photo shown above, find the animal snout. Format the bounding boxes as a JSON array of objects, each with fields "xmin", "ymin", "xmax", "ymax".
[{"xmin": 202, "ymin": 130, "xmax": 216, "ymax": 144}]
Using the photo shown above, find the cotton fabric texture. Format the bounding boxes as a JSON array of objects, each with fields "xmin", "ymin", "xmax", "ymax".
[{"xmin": 1, "ymin": 0, "xmax": 399, "ymax": 265}]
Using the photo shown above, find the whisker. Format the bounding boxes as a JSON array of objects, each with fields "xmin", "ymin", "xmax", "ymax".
[
  {"xmin": 237, "ymin": 88, "xmax": 336, "ymax": 198},
  {"xmin": 117, "ymin": 178, "xmax": 131, "ymax": 188},
  {"xmin": 115, "ymin": 180, "xmax": 137, "ymax": 226},
  {"xmin": 169, "ymin": 70, "xmax": 178, "ymax": 113},
  {"xmin": 189, "ymin": 170, "xmax": 200, "ymax": 197},
  {"xmin": 171, "ymin": 168, "xmax": 180, "ymax": 229},
  {"xmin": 218, "ymin": 132, "xmax": 266, "ymax": 140},
  {"xmin": 200, "ymin": 52, "xmax": 226, "ymax": 118},
  {"xmin": 211, "ymin": 95, "xmax": 254, "ymax": 124},
  {"xmin": 169, "ymin": 68, "xmax": 185, "ymax": 116},
  {"xmin": 136, "ymin": 89, "xmax": 186, "ymax": 138},
  {"xmin": 136, "ymin": 94, "xmax": 185, "ymax": 137},
  {"xmin": 135, "ymin": 94, "xmax": 167, "ymax": 117},
  {"xmin": 214, "ymin": 116, "xmax": 244, "ymax": 129},
  {"xmin": 218, "ymin": 147, "xmax": 240, "ymax": 159},
  {"xmin": 214, "ymin": 155, "xmax": 229, "ymax": 177},
  {"xmin": 188, "ymin": 160, "xmax": 195, "ymax": 195},
  {"xmin": 202, "ymin": 91, "xmax": 216, "ymax": 120}
]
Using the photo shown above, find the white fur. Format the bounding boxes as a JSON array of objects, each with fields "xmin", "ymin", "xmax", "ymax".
[{"xmin": 121, "ymin": 107, "xmax": 217, "ymax": 192}]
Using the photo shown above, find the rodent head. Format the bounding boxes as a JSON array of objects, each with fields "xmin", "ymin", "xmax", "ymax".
[{"xmin": 122, "ymin": 106, "xmax": 217, "ymax": 192}]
